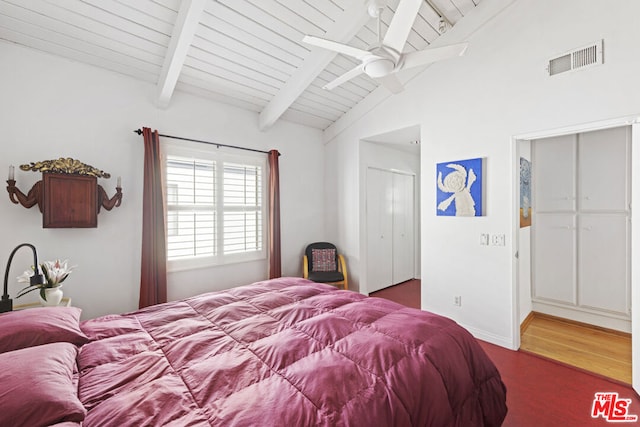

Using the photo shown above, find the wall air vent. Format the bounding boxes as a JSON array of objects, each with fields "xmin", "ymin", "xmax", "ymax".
[{"xmin": 547, "ymin": 40, "xmax": 603, "ymax": 76}]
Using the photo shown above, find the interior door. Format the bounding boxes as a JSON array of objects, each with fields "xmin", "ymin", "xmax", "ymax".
[
  {"xmin": 366, "ymin": 168, "xmax": 393, "ymax": 291},
  {"xmin": 392, "ymin": 172, "xmax": 415, "ymax": 284}
]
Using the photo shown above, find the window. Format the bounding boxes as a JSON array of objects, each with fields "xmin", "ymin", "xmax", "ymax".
[{"xmin": 164, "ymin": 141, "xmax": 266, "ymax": 270}]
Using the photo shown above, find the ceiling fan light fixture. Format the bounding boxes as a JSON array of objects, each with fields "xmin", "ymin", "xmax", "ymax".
[{"xmin": 363, "ymin": 57, "xmax": 396, "ymax": 78}]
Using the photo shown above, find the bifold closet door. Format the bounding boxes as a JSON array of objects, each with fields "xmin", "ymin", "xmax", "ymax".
[
  {"xmin": 392, "ymin": 172, "xmax": 415, "ymax": 285},
  {"xmin": 366, "ymin": 168, "xmax": 415, "ymax": 293},
  {"xmin": 366, "ymin": 168, "xmax": 393, "ymax": 292}
]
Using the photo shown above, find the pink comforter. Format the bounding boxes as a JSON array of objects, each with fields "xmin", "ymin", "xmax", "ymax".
[{"xmin": 78, "ymin": 277, "xmax": 507, "ymax": 426}]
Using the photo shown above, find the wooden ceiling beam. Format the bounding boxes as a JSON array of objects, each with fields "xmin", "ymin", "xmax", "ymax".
[
  {"xmin": 156, "ymin": 0, "xmax": 206, "ymax": 108},
  {"xmin": 257, "ymin": 2, "xmax": 371, "ymax": 131}
]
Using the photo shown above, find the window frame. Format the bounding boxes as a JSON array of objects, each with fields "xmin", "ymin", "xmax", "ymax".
[{"xmin": 163, "ymin": 140, "xmax": 267, "ymax": 272}]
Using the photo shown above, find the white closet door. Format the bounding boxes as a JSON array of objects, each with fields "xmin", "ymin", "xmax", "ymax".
[
  {"xmin": 534, "ymin": 134, "xmax": 576, "ymax": 212},
  {"xmin": 392, "ymin": 173, "xmax": 414, "ymax": 284},
  {"xmin": 366, "ymin": 168, "xmax": 393, "ymax": 291},
  {"xmin": 533, "ymin": 213, "xmax": 576, "ymax": 304},
  {"xmin": 578, "ymin": 214, "xmax": 630, "ymax": 314},
  {"xmin": 578, "ymin": 127, "xmax": 629, "ymax": 212}
]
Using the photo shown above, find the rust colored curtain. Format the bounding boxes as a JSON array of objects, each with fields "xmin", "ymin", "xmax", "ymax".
[
  {"xmin": 268, "ymin": 150, "xmax": 281, "ymax": 279},
  {"xmin": 139, "ymin": 127, "xmax": 168, "ymax": 308}
]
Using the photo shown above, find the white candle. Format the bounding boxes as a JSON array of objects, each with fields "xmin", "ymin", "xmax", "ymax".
[
  {"xmin": 8, "ymin": 165, "xmax": 14, "ymax": 181},
  {"xmin": 117, "ymin": 176, "xmax": 122, "ymax": 188}
]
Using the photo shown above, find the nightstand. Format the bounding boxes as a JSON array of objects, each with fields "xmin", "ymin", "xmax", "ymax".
[{"xmin": 13, "ymin": 297, "xmax": 72, "ymax": 310}]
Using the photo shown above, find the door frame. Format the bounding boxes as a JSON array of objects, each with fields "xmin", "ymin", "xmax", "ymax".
[{"xmin": 511, "ymin": 115, "xmax": 640, "ymax": 393}]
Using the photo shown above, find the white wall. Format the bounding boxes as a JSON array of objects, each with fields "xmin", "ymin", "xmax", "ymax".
[
  {"xmin": 324, "ymin": 0, "xmax": 640, "ymax": 348},
  {"xmin": 0, "ymin": 41, "xmax": 325, "ymax": 319}
]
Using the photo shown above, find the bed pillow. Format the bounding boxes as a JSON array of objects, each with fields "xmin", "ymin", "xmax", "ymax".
[
  {"xmin": 0, "ymin": 342, "xmax": 86, "ymax": 426},
  {"xmin": 0, "ymin": 306, "xmax": 89, "ymax": 353},
  {"xmin": 311, "ymin": 248, "xmax": 337, "ymax": 272}
]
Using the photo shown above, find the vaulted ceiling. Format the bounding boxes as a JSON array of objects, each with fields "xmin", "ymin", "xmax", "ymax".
[{"xmin": 0, "ymin": 0, "xmax": 481, "ymax": 131}]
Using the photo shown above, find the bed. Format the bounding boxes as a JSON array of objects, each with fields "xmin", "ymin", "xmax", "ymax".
[{"xmin": 0, "ymin": 277, "xmax": 507, "ymax": 426}]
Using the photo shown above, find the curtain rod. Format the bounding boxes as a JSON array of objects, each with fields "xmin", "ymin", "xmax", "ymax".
[{"xmin": 133, "ymin": 129, "xmax": 279, "ymax": 156}]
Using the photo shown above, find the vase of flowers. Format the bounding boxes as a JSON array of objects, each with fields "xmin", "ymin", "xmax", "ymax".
[{"xmin": 17, "ymin": 259, "xmax": 75, "ymax": 306}]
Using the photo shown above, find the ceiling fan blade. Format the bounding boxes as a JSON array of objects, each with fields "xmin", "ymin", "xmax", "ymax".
[
  {"xmin": 376, "ymin": 73, "xmax": 404, "ymax": 94},
  {"xmin": 382, "ymin": 0, "xmax": 422, "ymax": 53},
  {"xmin": 400, "ymin": 43, "xmax": 469, "ymax": 70},
  {"xmin": 302, "ymin": 35, "xmax": 371, "ymax": 60},
  {"xmin": 324, "ymin": 65, "xmax": 365, "ymax": 90}
]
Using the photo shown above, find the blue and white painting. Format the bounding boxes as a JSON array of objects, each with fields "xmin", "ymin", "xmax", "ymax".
[{"xmin": 436, "ymin": 157, "xmax": 483, "ymax": 216}]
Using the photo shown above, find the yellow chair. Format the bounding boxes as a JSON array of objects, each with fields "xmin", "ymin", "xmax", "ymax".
[{"xmin": 303, "ymin": 242, "xmax": 348, "ymax": 290}]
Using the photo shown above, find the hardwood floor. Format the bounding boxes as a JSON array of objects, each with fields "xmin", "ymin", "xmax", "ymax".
[{"xmin": 520, "ymin": 312, "xmax": 632, "ymax": 384}]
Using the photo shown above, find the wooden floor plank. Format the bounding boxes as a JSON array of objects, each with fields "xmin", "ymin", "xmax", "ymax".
[
  {"xmin": 521, "ymin": 312, "xmax": 632, "ymax": 384},
  {"xmin": 523, "ymin": 323, "xmax": 631, "ymax": 361}
]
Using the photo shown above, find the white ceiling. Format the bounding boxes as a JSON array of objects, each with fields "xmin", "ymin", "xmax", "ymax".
[
  {"xmin": 364, "ymin": 124, "xmax": 421, "ymax": 152},
  {"xmin": 0, "ymin": 0, "xmax": 481, "ymax": 131}
]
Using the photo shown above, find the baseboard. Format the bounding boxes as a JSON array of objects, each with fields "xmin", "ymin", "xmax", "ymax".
[
  {"xmin": 532, "ymin": 301, "xmax": 631, "ymax": 333},
  {"xmin": 459, "ymin": 322, "xmax": 516, "ymax": 350},
  {"xmin": 520, "ymin": 311, "xmax": 535, "ymax": 335}
]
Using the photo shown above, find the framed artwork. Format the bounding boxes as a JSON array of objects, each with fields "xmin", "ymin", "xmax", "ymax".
[
  {"xmin": 520, "ymin": 157, "xmax": 531, "ymax": 227},
  {"xmin": 436, "ymin": 157, "xmax": 484, "ymax": 216}
]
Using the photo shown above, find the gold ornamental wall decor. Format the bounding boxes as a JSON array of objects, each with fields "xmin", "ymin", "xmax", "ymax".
[{"xmin": 19, "ymin": 157, "xmax": 111, "ymax": 178}]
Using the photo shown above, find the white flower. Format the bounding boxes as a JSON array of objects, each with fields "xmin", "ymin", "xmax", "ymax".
[
  {"xmin": 16, "ymin": 270, "xmax": 35, "ymax": 283},
  {"xmin": 16, "ymin": 259, "xmax": 75, "ymax": 288},
  {"xmin": 42, "ymin": 259, "xmax": 74, "ymax": 286}
]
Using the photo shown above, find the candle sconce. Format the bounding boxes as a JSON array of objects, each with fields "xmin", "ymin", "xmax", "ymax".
[{"xmin": 6, "ymin": 158, "xmax": 122, "ymax": 228}]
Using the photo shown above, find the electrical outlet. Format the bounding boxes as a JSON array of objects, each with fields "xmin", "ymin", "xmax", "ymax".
[
  {"xmin": 453, "ymin": 296, "xmax": 462, "ymax": 306},
  {"xmin": 480, "ymin": 233, "xmax": 489, "ymax": 246},
  {"xmin": 491, "ymin": 234, "xmax": 505, "ymax": 246}
]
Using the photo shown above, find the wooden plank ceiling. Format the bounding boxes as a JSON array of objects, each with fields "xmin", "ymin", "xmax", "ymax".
[{"xmin": 0, "ymin": 0, "xmax": 480, "ymax": 130}]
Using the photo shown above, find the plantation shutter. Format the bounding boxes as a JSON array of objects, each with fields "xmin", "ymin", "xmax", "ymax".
[
  {"xmin": 165, "ymin": 150, "xmax": 265, "ymax": 268},
  {"xmin": 166, "ymin": 157, "xmax": 216, "ymax": 260},
  {"xmin": 223, "ymin": 163, "xmax": 263, "ymax": 255}
]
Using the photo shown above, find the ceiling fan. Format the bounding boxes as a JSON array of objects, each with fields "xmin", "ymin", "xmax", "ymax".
[{"xmin": 302, "ymin": 0, "xmax": 468, "ymax": 94}]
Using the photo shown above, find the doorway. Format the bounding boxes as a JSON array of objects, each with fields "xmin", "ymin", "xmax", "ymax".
[
  {"xmin": 512, "ymin": 116, "xmax": 640, "ymax": 394},
  {"xmin": 359, "ymin": 125, "xmax": 421, "ymax": 296}
]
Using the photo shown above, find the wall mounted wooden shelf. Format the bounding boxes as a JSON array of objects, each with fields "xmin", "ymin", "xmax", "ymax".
[
  {"xmin": 6, "ymin": 158, "xmax": 122, "ymax": 228},
  {"xmin": 43, "ymin": 173, "xmax": 97, "ymax": 228}
]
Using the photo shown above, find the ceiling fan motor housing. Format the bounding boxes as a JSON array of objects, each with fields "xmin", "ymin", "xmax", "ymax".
[
  {"xmin": 363, "ymin": 57, "xmax": 396, "ymax": 78},
  {"xmin": 363, "ymin": 45, "xmax": 400, "ymax": 78}
]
